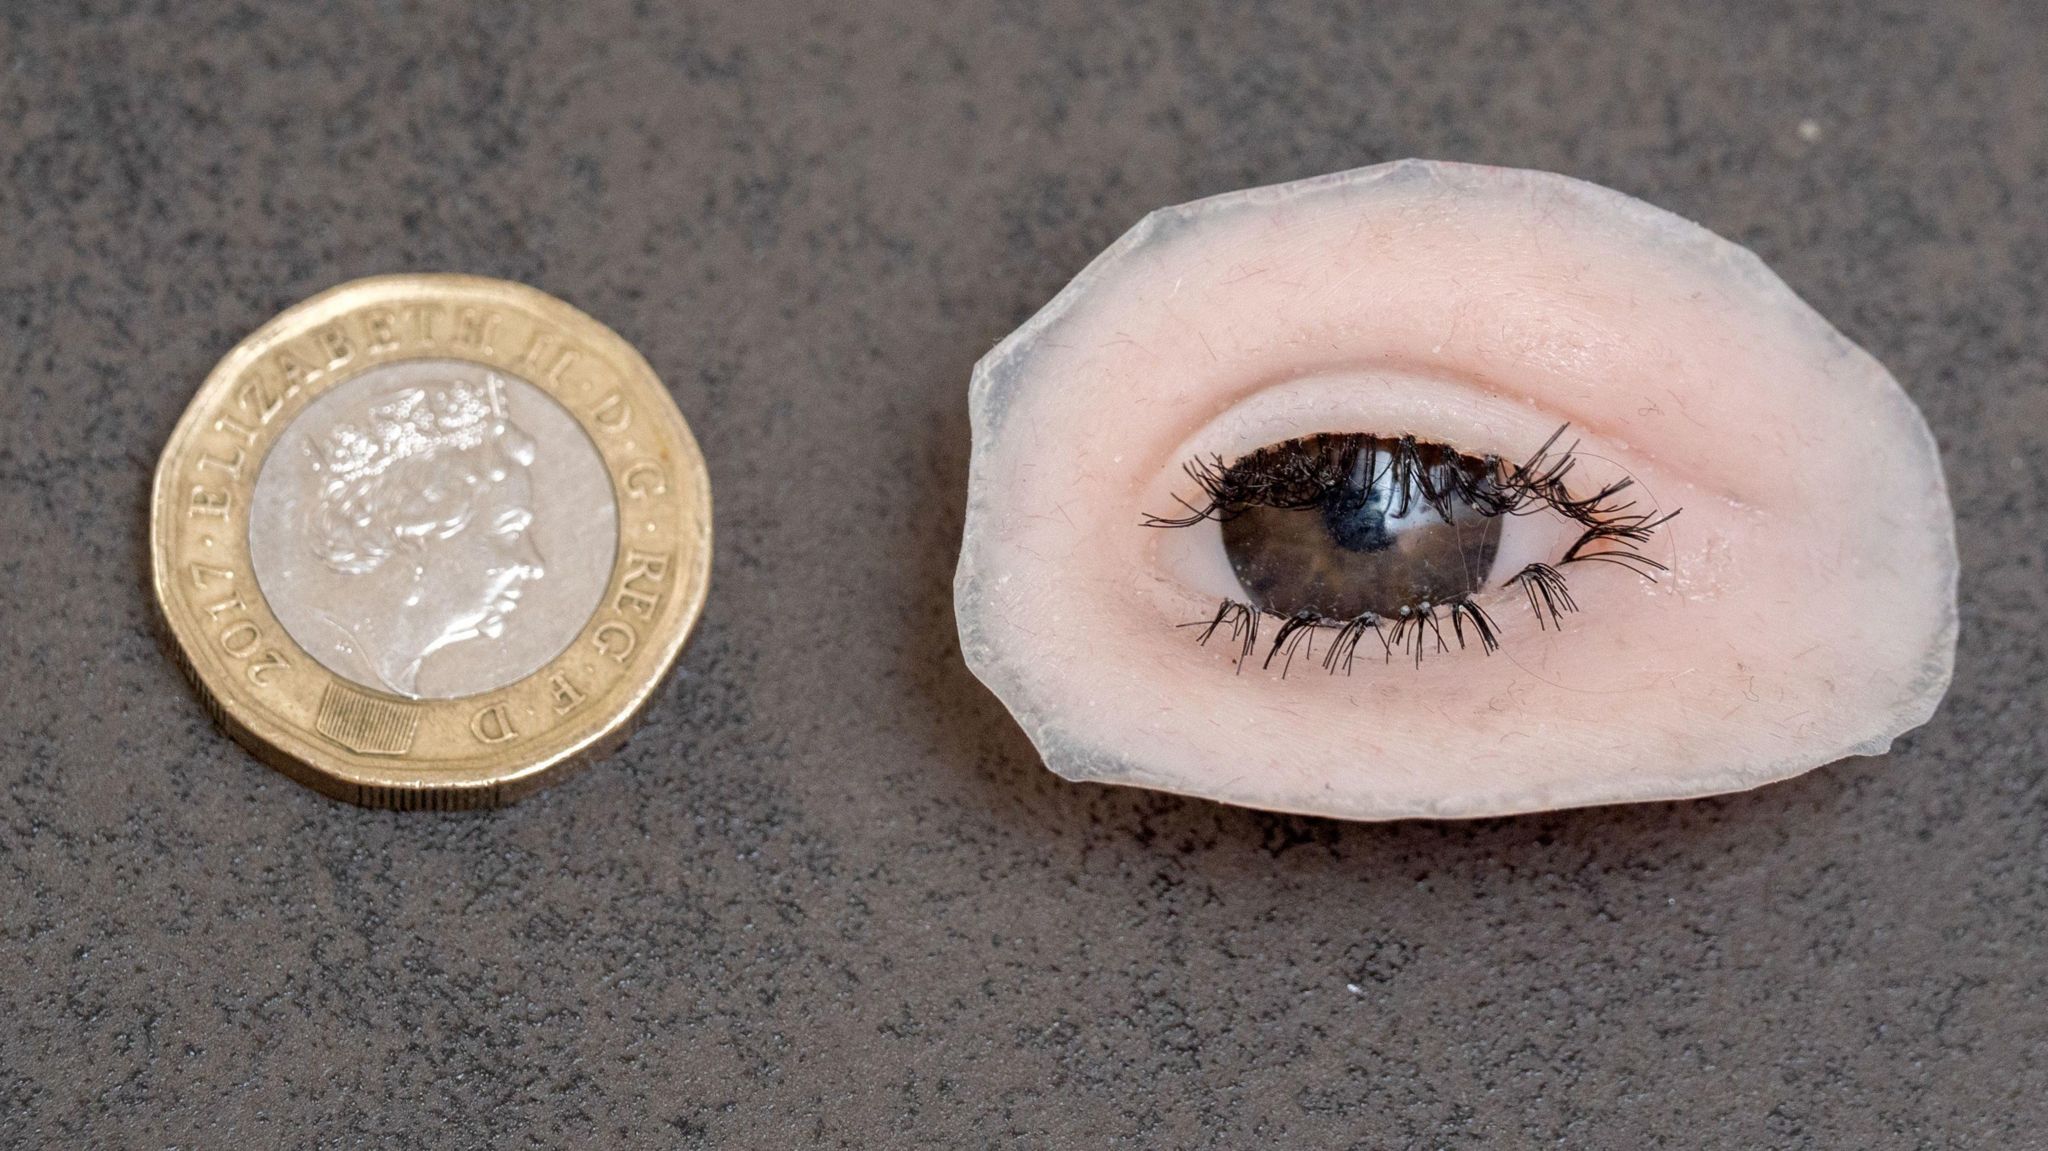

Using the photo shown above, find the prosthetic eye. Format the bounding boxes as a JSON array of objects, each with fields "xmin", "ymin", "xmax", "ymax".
[{"xmin": 955, "ymin": 161, "xmax": 1957, "ymax": 820}]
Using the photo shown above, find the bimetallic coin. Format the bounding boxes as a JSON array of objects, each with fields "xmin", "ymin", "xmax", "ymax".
[{"xmin": 151, "ymin": 275, "xmax": 712, "ymax": 808}]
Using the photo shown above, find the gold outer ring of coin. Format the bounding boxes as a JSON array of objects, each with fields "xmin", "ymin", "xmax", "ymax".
[{"xmin": 150, "ymin": 274, "xmax": 712, "ymax": 809}]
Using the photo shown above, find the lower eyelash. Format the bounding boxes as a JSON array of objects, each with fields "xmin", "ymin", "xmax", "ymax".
[
  {"xmin": 1187, "ymin": 565, "xmax": 1573, "ymax": 676},
  {"xmin": 1184, "ymin": 595, "xmax": 1502, "ymax": 675},
  {"xmin": 1513, "ymin": 561, "xmax": 1577, "ymax": 630}
]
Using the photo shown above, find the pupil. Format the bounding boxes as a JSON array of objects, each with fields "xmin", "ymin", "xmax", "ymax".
[{"xmin": 1220, "ymin": 438, "xmax": 1503, "ymax": 619}]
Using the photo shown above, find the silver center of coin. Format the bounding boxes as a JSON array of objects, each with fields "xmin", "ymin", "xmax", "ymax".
[{"xmin": 249, "ymin": 360, "xmax": 618, "ymax": 700}]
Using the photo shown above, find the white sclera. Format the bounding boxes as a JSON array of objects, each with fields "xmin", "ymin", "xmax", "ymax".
[{"xmin": 954, "ymin": 160, "xmax": 1958, "ymax": 821}]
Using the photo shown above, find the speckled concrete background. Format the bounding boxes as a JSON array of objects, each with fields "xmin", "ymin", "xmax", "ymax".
[{"xmin": 2, "ymin": 2, "xmax": 2043, "ymax": 1147}]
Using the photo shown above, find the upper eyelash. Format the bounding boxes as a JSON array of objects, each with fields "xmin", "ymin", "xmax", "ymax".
[
  {"xmin": 1147, "ymin": 425, "xmax": 1680, "ymax": 670},
  {"xmin": 1147, "ymin": 424, "xmax": 1657, "ymax": 531}
]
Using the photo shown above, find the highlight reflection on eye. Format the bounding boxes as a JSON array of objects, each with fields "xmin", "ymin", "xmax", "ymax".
[
  {"xmin": 956, "ymin": 159, "xmax": 1957, "ymax": 821},
  {"xmin": 1146, "ymin": 427, "xmax": 1675, "ymax": 670}
]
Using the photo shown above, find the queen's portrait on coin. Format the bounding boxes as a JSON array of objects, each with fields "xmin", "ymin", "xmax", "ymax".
[{"xmin": 303, "ymin": 375, "xmax": 545, "ymax": 697}]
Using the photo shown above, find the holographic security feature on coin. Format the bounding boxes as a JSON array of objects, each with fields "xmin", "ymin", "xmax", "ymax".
[{"xmin": 151, "ymin": 275, "xmax": 711, "ymax": 808}]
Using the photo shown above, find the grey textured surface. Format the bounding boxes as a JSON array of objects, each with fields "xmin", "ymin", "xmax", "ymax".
[{"xmin": 1, "ymin": 2, "xmax": 2043, "ymax": 1147}]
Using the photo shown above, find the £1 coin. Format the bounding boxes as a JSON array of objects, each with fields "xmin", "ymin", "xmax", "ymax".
[{"xmin": 151, "ymin": 274, "xmax": 711, "ymax": 808}]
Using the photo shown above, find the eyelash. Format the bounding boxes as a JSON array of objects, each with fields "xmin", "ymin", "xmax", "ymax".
[{"xmin": 1143, "ymin": 425, "xmax": 1679, "ymax": 672}]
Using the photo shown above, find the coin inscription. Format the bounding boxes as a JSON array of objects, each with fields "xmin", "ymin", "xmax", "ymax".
[
  {"xmin": 151, "ymin": 275, "xmax": 712, "ymax": 808},
  {"xmin": 249, "ymin": 361, "xmax": 618, "ymax": 699}
]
